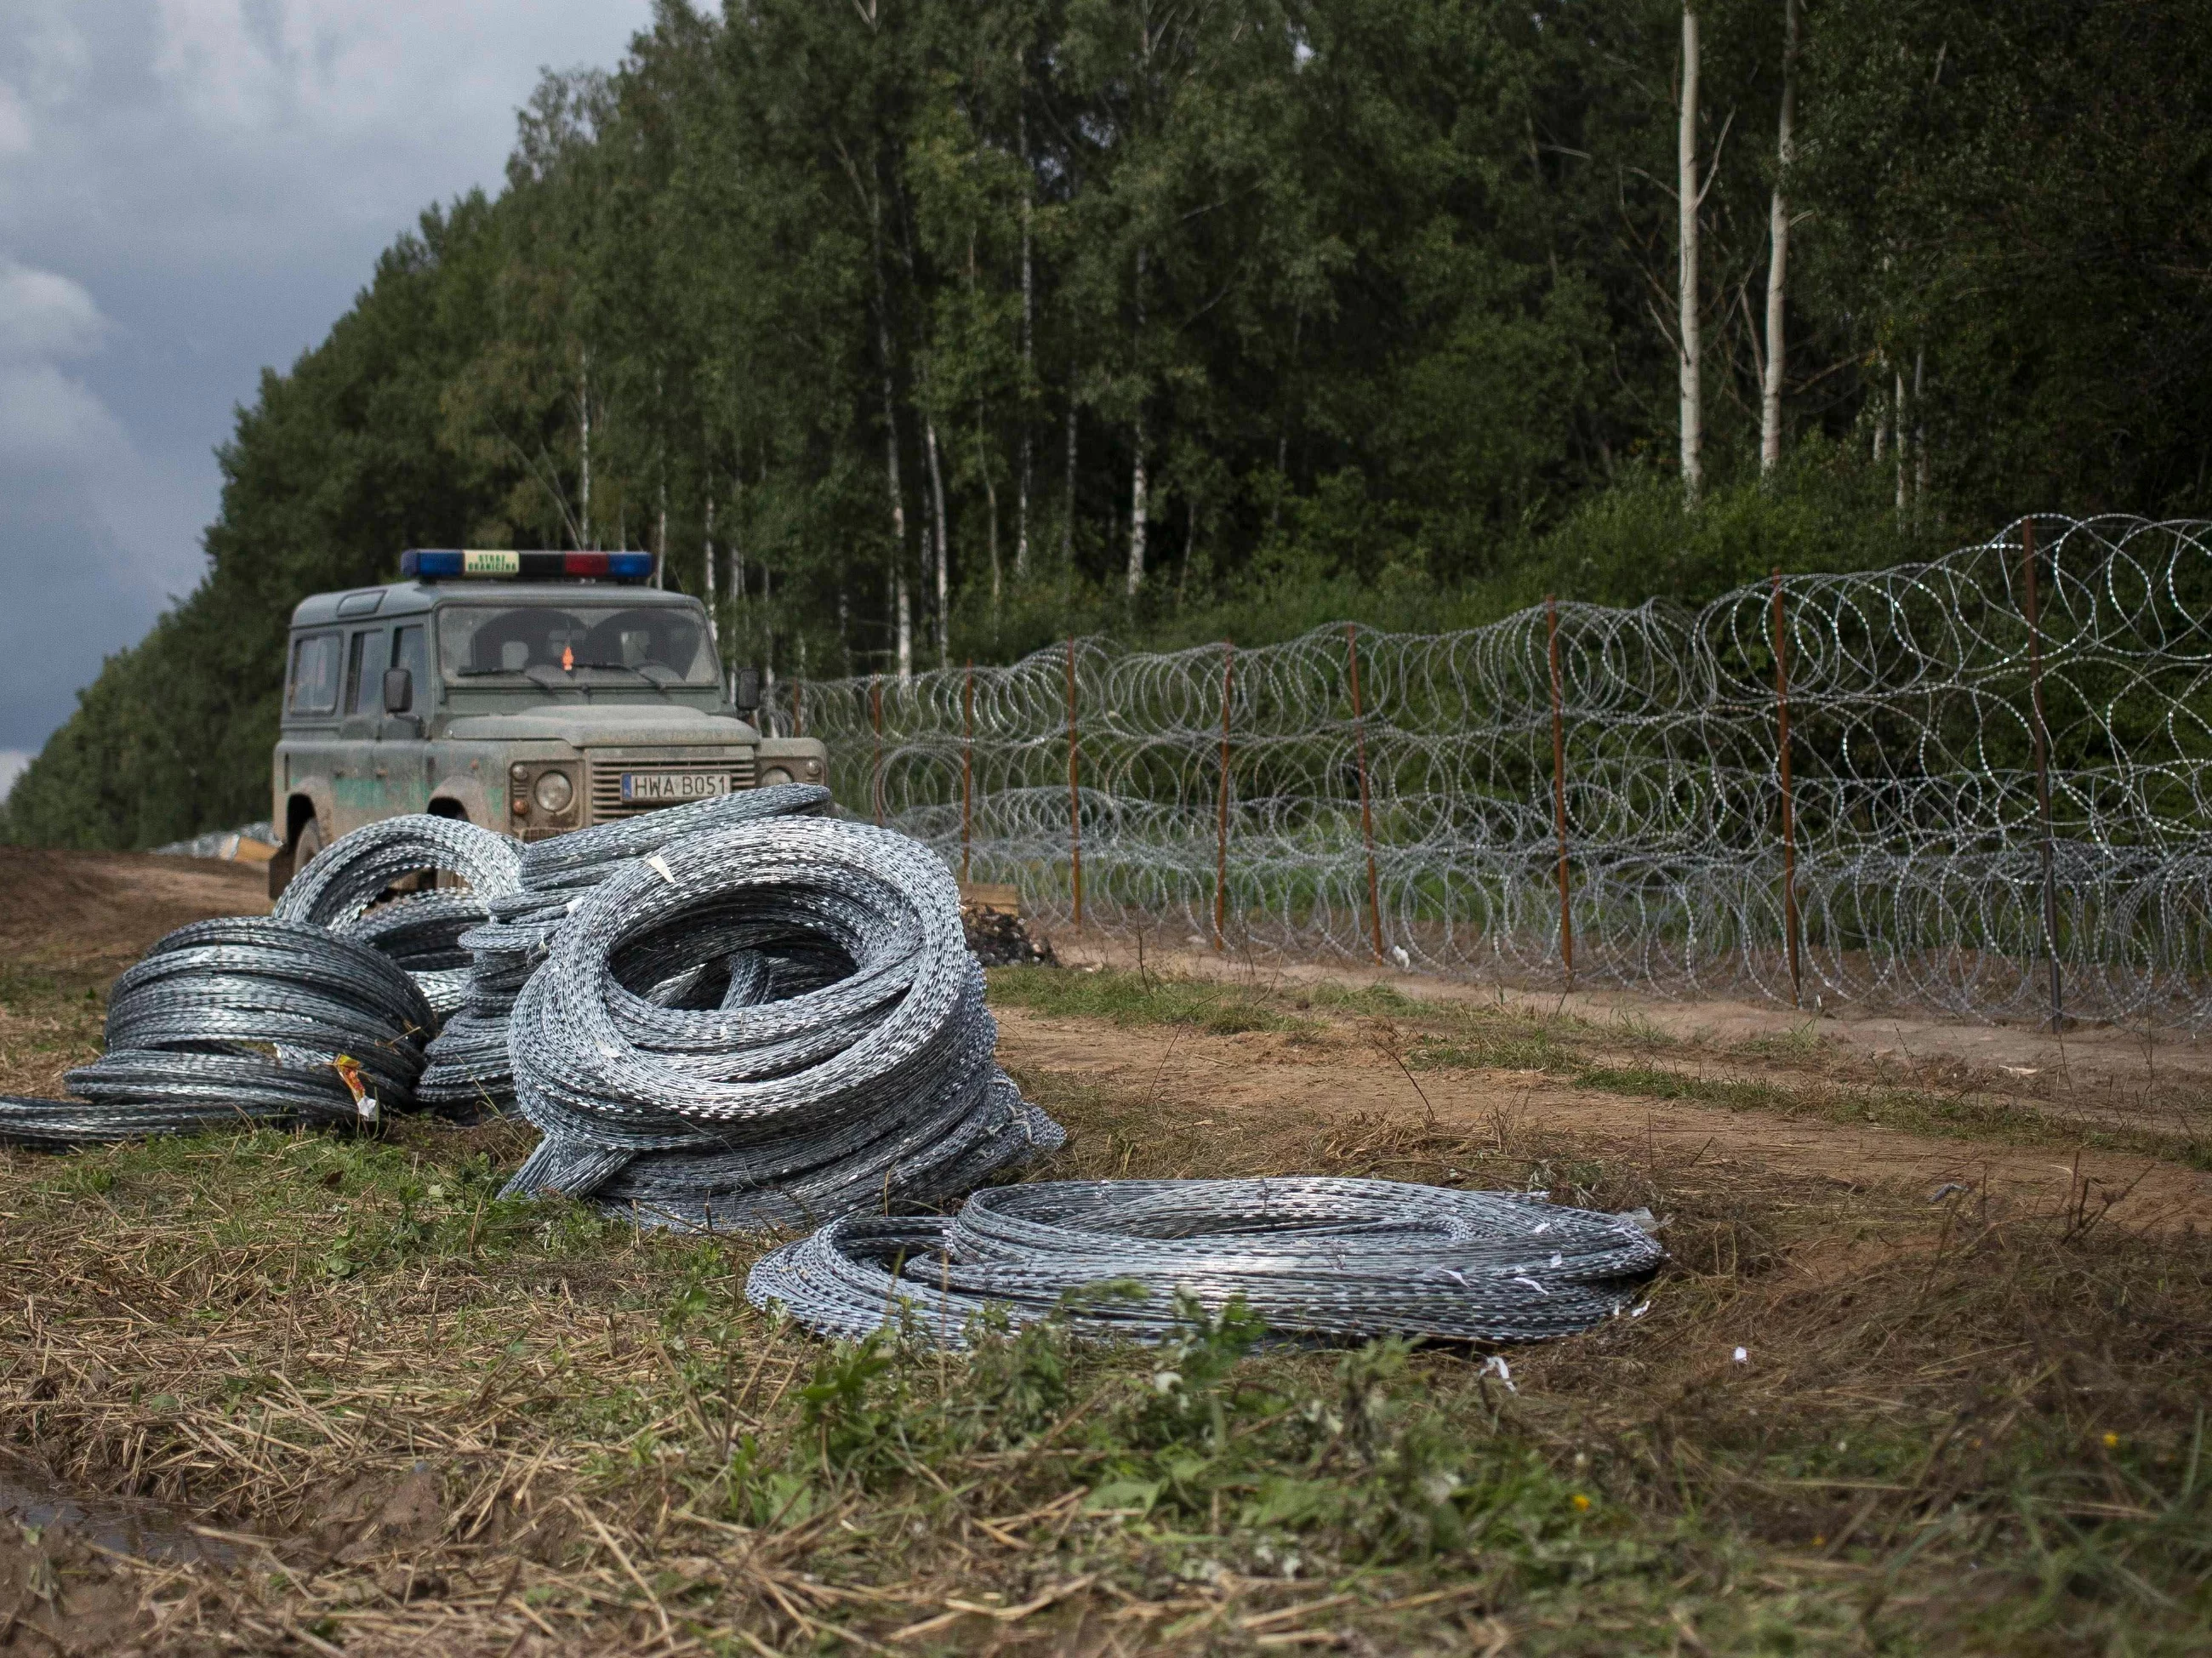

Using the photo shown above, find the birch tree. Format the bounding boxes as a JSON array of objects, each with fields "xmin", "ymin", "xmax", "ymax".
[
  {"xmin": 1677, "ymin": 0, "xmax": 1703, "ymax": 502},
  {"xmin": 1759, "ymin": 0, "xmax": 1799, "ymax": 476}
]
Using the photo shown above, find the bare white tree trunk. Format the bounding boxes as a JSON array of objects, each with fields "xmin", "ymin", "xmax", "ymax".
[
  {"xmin": 895, "ymin": 573, "xmax": 912, "ymax": 683},
  {"xmin": 980, "ymin": 402, "xmax": 1001, "ymax": 612},
  {"xmin": 1126, "ymin": 245, "xmax": 1149, "ymax": 595},
  {"xmin": 1015, "ymin": 88, "xmax": 1034, "ymax": 581},
  {"xmin": 653, "ymin": 459, "xmax": 667, "ymax": 590},
  {"xmin": 925, "ymin": 414, "xmax": 950, "ymax": 668},
  {"xmin": 1677, "ymin": 2, "xmax": 1703, "ymax": 504},
  {"xmin": 866, "ymin": 185, "xmax": 912, "ymax": 684},
  {"xmin": 1913, "ymin": 347, "xmax": 1929, "ymax": 511},
  {"xmin": 1759, "ymin": 0, "xmax": 1799, "ymax": 477},
  {"xmin": 703, "ymin": 464, "xmax": 720, "ymax": 658},
  {"xmin": 1894, "ymin": 364, "xmax": 1909, "ymax": 515},
  {"xmin": 577, "ymin": 356, "xmax": 594, "ymax": 547},
  {"xmin": 1061, "ymin": 402, "xmax": 1078, "ymax": 567},
  {"xmin": 1873, "ymin": 357, "xmax": 1889, "ymax": 462},
  {"xmin": 1127, "ymin": 432, "xmax": 1149, "ymax": 596}
]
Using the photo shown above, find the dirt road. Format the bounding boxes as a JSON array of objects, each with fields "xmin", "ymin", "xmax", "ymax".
[
  {"xmin": 994, "ymin": 1005, "xmax": 2212, "ymax": 1232},
  {"xmin": 0, "ymin": 848, "xmax": 266, "ymax": 1099}
]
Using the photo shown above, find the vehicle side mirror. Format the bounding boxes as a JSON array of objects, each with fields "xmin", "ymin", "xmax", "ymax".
[
  {"xmin": 382, "ymin": 667, "xmax": 413, "ymax": 715},
  {"xmin": 733, "ymin": 667, "xmax": 761, "ymax": 714}
]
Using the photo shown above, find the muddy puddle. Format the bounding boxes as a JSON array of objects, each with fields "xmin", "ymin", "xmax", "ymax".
[{"xmin": 0, "ymin": 1455, "xmax": 249, "ymax": 1565}]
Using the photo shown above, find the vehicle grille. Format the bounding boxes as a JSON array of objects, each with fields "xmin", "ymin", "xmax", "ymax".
[{"xmin": 585, "ymin": 754, "xmax": 757, "ymax": 823}]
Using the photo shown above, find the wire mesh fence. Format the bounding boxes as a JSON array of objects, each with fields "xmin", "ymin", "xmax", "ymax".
[{"xmin": 769, "ymin": 516, "xmax": 2212, "ymax": 1028}]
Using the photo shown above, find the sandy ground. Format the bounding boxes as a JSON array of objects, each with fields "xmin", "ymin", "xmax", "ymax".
[
  {"xmin": 1042, "ymin": 929, "xmax": 2212, "ymax": 1097},
  {"xmin": 992, "ymin": 1007, "xmax": 2212, "ymax": 1232},
  {"xmin": 0, "ymin": 847, "xmax": 267, "ymax": 971}
]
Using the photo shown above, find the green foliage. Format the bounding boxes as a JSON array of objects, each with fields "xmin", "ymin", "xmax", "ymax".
[
  {"xmin": 11, "ymin": 0, "xmax": 2210, "ymax": 846},
  {"xmin": 723, "ymin": 1293, "xmax": 1612, "ymax": 1576}
]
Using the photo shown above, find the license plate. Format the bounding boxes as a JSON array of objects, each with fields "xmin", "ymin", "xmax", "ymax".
[{"xmin": 622, "ymin": 771, "xmax": 732, "ymax": 803}]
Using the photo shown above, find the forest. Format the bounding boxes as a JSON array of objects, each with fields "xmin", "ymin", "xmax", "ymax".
[{"xmin": 9, "ymin": 0, "xmax": 2212, "ymax": 848}]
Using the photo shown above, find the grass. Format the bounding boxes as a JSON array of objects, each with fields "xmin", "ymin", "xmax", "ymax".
[
  {"xmin": 989, "ymin": 962, "xmax": 1315, "ymax": 1037},
  {"xmin": 3, "ymin": 958, "xmax": 2212, "ymax": 1650}
]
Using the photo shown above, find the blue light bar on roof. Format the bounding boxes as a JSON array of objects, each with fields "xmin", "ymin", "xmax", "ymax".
[{"xmin": 400, "ymin": 549, "xmax": 655, "ymax": 582}]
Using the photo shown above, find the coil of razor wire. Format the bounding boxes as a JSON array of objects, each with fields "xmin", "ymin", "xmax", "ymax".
[
  {"xmin": 415, "ymin": 784, "xmax": 832, "ymax": 1116},
  {"xmin": 776, "ymin": 516, "xmax": 2212, "ymax": 1029},
  {"xmin": 747, "ymin": 1177, "xmax": 1665, "ymax": 1348},
  {"xmin": 272, "ymin": 813, "xmax": 523, "ymax": 1022},
  {"xmin": 500, "ymin": 812, "xmax": 1064, "ymax": 1231},
  {"xmin": 0, "ymin": 917, "xmax": 434, "ymax": 1148}
]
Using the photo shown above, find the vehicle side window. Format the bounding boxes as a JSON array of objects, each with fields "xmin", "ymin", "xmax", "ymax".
[
  {"xmin": 393, "ymin": 624, "xmax": 428, "ymax": 702},
  {"xmin": 288, "ymin": 632, "xmax": 341, "ymax": 715},
  {"xmin": 346, "ymin": 628, "xmax": 391, "ymax": 715}
]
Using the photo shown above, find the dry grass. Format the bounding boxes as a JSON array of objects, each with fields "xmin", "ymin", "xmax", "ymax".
[{"xmin": 0, "ymin": 952, "xmax": 2208, "ymax": 1650}]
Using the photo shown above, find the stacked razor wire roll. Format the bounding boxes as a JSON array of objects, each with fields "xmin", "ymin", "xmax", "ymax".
[
  {"xmin": 271, "ymin": 812, "xmax": 524, "ymax": 1026},
  {"xmin": 499, "ymin": 809, "xmax": 1065, "ymax": 1230},
  {"xmin": 0, "ymin": 815, "xmax": 522, "ymax": 1148},
  {"xmin": 0, "ymin": 917, "xmax": 436, "ymax": 1148},
  {"xmin": 416, "ymin": 784, "xmax": 834, "ymax": 1115},
  {"xmin": 746, "ymin": 1177, "xmax": 1666, "ymax": 1347}
]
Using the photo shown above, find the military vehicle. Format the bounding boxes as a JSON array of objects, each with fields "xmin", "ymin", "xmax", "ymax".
[{"xmin": 269, "ymin": 548, "xmax": 825, "ymax": 896}]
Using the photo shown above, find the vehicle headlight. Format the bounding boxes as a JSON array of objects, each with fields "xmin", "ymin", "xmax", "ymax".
[
  {"xmin": 533, "ymin": 769, "xmax": 575, "ymax": 813},
  {"xmin": 760, "ymin": 766, "xmax": 794, "ymax": 788}
]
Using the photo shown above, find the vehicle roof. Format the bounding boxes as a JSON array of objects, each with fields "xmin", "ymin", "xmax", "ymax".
[{"xmin": 289, "ymin": 579, "xmax": 704, "ymax": 630}]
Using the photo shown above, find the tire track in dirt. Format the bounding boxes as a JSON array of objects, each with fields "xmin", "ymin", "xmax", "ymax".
[{"xmin": 993, "ymin": 1006, "xmax": 2212, "ymax": 1234}]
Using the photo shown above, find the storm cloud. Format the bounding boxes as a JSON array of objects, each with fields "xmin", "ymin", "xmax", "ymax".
[{"xmin": 0, "ymin": 0, "xmax": 653, "ymax": 753}]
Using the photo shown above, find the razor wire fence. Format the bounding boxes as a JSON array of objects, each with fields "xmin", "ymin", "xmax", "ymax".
[{"xmin": 767, "ymin": 516, "xmax": 2212, "ymax": 1028}]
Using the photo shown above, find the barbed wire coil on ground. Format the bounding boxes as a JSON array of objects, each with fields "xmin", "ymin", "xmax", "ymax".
[
  {"xmin": 416, "ymin": 784, "xmax": 831, "ymax": 1114},
  {"xmin": 746, "ymin": 1177, "xmax": 1667, "ymax": 1348},
  {"xmin": 272, "ymin": 813, "xmax": 523, "ymax": 1023},
  {"xmin": 501, "ymin": 811, "xmax": 1063, "ymax": 1230},
  {"xmin": 0, "ymin": 917, "xmax": 435, "ymax": 1148}
]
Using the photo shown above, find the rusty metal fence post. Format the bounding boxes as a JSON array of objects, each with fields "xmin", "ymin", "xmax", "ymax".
[
  {"xmin": 1345, "ymin": 624, "xmax": 1385, "ymax": 964},
  {"xmin": 961, "ymin": 658, "xmax": 975, "ymax": 884},
  {"xmin": 869, "ymin": 673, "xmax": 885, "ymax": 827},
  {"xmin": 2021, "ymin": 518, "xmax": 2064, "ymax": 1030},
  {"xmin": 1546, "ymin": 596, "xmax": 1574, "ymax": 988},
  {"xmin": 1214, "ymin": 642, "xmax": 1234, "ymax": 952},
  {"xmin": 1770, "ymin": 568, "xmax": 1803, "ymax": 1008},
  {"xmin": 1064, "ymin": 636, "xmax": 1083, "ymax": 928}
]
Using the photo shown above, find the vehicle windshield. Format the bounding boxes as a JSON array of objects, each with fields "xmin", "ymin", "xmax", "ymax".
[{"xmin": 437, "ymin": 603, "xmax": 719, "ymax": 687}]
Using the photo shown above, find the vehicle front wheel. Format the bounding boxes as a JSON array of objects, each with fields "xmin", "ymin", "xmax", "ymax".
[{"xmin": 270, "ymin": 815, "xmax": 324, "ymax": 901}]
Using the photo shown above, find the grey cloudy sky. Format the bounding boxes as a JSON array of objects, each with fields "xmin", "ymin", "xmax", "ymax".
[{"xmin": 0, "ymin": 0, "xmax": 655, "ymax": 788}]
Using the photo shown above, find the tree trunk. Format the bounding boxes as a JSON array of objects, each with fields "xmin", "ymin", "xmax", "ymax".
[
  {"xmin": 1873, "ymin": 359, "xmax": 1889, "ymax": 462},
  {"xmin": 1760, "ymin": 0, "xmax": 1799, "ymax": 477},
  {"xmin": 1016, "ymin": 87, "xmax": 1034, "ymax": 582},
  {"xmin": 896, "ymin": 572, "xmax": 912, "ymax": 683},
  {"xmin": 1913, "ymin": 346, "xmax": 1929, "ymax": 510},
  {"xmin": 865, "ymin": 179, "xmax": 911, "ymax": 684},
  {"xmin": 926, "ymin": 414, "xmax": 950, "ymax": 668},
  {"xmin": 1062, "ymin": 402, "xmax": 1078, "ymax": 567},
  {"xmin": 1895, "ymin": 364, "xmax": 1909, "ymax": 515},
  {"xmin": 1677, "ymin": 2, "xmax": 1703, "ymax": 504},
  {"xmin": 653, "ymin": 469, "xmax": 667, "ymax": 590},
  {"xmin": 1127, "ymin": 245, "xmax": 1149, "ymax": 597},
  {"xmin": 577, "ymin": 356, "xmax": 593, "ymax": 548},
  {"xmin": 1127, "ymin": 431, "xmax": 1149, "ymax": 597},
  {"xmin": 981, "ymin": 402, "xmax": 1001, "ymax": 614},
  {"xmin": 703, "ymin": 464, "xmax": 719, "ymax": 656}
]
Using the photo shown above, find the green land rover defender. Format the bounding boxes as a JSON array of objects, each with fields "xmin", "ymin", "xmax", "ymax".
[{"xmin": 268, "ymin": 548, "xmax": 825, "ymax": 897}]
